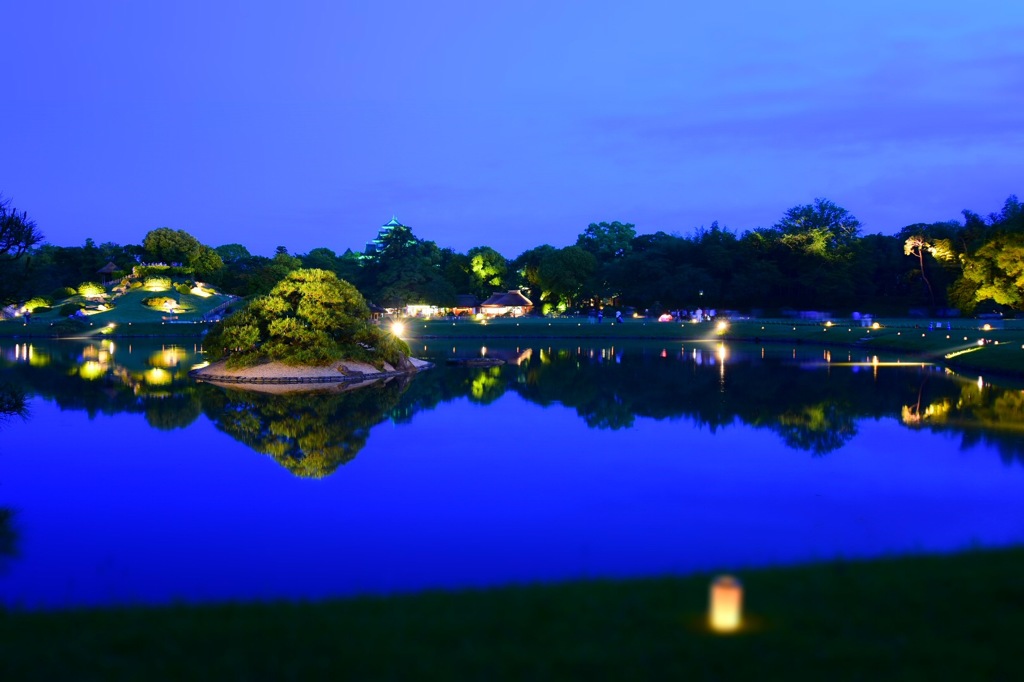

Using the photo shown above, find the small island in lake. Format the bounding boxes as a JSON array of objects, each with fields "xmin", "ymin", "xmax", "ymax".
[{"xmin": 195, "ymin": 268, "xmax": 426, "ymax": 392}]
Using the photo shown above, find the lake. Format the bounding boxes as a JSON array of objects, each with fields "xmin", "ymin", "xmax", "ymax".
[{"xmin": 2, "ymin": 338, "xmax": 1023, "ymax": 610}]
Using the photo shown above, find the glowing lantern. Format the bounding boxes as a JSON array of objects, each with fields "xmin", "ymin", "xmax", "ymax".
[{"xmin": 709, "ymin": 575, "xmax": 743, "ymax": 632}]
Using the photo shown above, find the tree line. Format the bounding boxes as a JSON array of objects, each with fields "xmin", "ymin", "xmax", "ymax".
[{"xmin": 2, "ymin": 193, "xmax": 1023, "ymax": 315}]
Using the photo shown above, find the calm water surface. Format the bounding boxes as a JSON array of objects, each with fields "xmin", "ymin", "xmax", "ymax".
[{"xmin": 1, "ymin": 338, "xmax": 1023, "ymax": 609}]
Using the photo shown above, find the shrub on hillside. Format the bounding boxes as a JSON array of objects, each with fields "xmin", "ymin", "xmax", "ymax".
[
  {"xmin": 50, "ymin": 287, "xmax": 76, "ymax": 300},
  {"xmin": 143, "ymin": 276, "xmax": 172, "ymax": 292},
  {"xmin": 142, "ymin": 296, "xmax": 177, "ymax": 310},
  {"xmin": 23, "ymin": 297, "xmax": 51, "ymax": 312},
  {"xmin": 59, "ymin": 302, "xmax": 84, "ymax": 317},
  {"xmin": 51, "ymin": 318, "xmax": 88, "ymax": 336},
  {"xmin": 77, "ymin": 282, "xmax": 105, "ymax": 297},
  {"xmin": 175, "ymin": 283, "xmax": 192, "ymax": 295}
]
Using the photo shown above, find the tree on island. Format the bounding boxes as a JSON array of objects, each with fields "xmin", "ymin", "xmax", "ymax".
[{"xmin": 205, "ymin": 268, "xmax": 412, "ymax": 370}]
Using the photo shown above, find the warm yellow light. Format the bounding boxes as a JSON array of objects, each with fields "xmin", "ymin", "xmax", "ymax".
[
  {"xmin": 982, "ymin": 323, "xmax": 992, "ymax": 331},
  {"xmin": 872, "ymin": 322, "xmax": 880, "ymax": 329},
  {"xmin": 391, "ymin": 321, "xmax": 406, "ymax": 337},
  {"xmin": 80, "ymin": 361, "xmax": 106, "ymax": 380},
  {"xmin": 825, "ymin": 321, "xmax": 833, "ymax": 327},
  {"xmin": 977, "ymin": 339, "xmax": 985, "ymax": 346},
  {"xmin": 709, "ymin": 575, "xmax": 743, "ymax": 633},
  {"xmin": 144, "ymin": 368, "xmax": 172, "ymax": 386},
  {"xmin": 716, "ymin": 320, "xmax": 728, "ymax": 333}
]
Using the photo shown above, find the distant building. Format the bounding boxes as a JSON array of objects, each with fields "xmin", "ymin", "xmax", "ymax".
[
  {"xmin": 364, "ymin": 216, "xmax": 407, "ymax": 257},
  {"xmin": 480, "ymin": 290, "xmax": 533, "ymax": 318},
  {"xmin": 452, "ymin": 294, "xmax": 479, "ymax": 317}
]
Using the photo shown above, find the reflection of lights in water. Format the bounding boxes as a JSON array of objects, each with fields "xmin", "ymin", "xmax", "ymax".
[
  {"xmin": 978, "ymin": 376, "xmax": 984, "ymax": 390},
  {"xmin": 80, "ymin": 361, "xmax": 106, "ymax": 380},
  {"xmin": 150, "ymin": 347, "xmax": 186, "ymax": 368},
  {"xmin": 480, "ymin": 346, "xmax": 487, "ymax": 357},
  {"xmin": 145, "ymin": 368, "xmax": 172, "ymax": 386},
  {"xmin": 190, "ymin": 361, "xmax": 210, "ymax": 371},
  {"xmin": 717, "ymin": 344, "xmax": 727, "ymax": 362}
]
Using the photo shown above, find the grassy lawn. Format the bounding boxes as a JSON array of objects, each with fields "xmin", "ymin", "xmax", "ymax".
[
  {"xmin": 402, "ymin": 316, "xmax": 1024, "ymax": 376},
  {"xmin": 1, "ymin": 546, "xmax": 1021, "ymax": 680},
  {"xmin": 5, "ymin": 311, "xmax": 1024, "ymax": 375}
]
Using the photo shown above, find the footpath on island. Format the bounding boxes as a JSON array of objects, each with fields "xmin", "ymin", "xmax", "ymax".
[{"xmin": 190, "ymin": 357, "xmax": 432, "ymax": 394}]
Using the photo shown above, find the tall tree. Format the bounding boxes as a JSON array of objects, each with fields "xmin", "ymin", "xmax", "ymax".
[
  {"xmin": 143, "ymin": 227, "xmax": 201, "ymax": 264},
  {"xmin": 360, "ymin": 224, "xmax": 454, "ymax": 307},
  {"xmin": 775, "ymin": 198, "xmax": 862, "ymax": 254},
  {"xmin": 0, "ymin": 194, "xmax": 44, "ymax": 304}
]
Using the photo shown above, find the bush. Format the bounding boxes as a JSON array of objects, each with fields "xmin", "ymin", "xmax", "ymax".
[
  {"xmin": 175, "ymin": 283, "xmax": 192, "ymax": 295},
  {"xmin": 31, "ymin": 306, "xmax": 51, "ymax": 315},
  {"xmin": 59, "ymin": 302, "xmax": 84, "ymax": 317},
  {"xmin": 51, "ymin": 318, "xmax": 88, "ymax": 336},
  {"xmin": 50, "ymin": 287, "xmax": 77, "ymax": 300},
  {"xmin": 23, "ymin": 297, "xmax": 52, "ymax": 312},
  {"xmin": 143, "ymin": 276, "xmax": 172, "ymax": 292},
  {"xmin": 135, "ymin": 265, "xmax": 191, "ymax": 279},
  {"xmin": 78, "ymin": 282, "xmax": 105, "ymax": 297},
  {"xmin": 142, "ymin": 296, "xmax": 177, "ymax": 310},
  {"xmin": 129, "ymin": 280, "xmax": 143, "ymax": 290}
]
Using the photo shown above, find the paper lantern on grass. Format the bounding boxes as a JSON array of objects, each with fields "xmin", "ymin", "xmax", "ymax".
[{"xmin": 709, "ymin": 575, "xmax": 743, "ymax": 632}]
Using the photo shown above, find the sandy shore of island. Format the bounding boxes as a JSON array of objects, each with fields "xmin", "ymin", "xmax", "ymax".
[{"xmin": 189, "ymin": 356, "xmax": 432, "ymax": 394}]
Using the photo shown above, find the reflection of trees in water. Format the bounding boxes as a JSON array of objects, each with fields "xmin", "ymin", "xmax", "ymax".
[
  {"xmin": 0, "ymin": 384, "xmax": 26, "ymax": 564},
  {"xmin": 200, "ymin": 379, "xmax": 410, "ymax": 478},
  {"xmin": 0, "ymin": 342, "xmax": 199, "ymax": 425},
  {"xmin": 903, "ymin": 381, "xmax": 1024, "ymax": 465},
  {"xmin": 145, "ymin": 392, "xmax": 203, "ymax": 431},
  {"xmin": 405, "ymin": 345, "xmax": 1024, "ymax": 458},
  {"xmin": 5, "ymin": 340, "xmax": 1024, "ymax": 462}
]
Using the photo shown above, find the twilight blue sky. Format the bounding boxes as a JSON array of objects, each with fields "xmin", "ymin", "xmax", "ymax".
[{"xmin": 4, "ymin": 1, "xmax": 1023, "ymax": 257}]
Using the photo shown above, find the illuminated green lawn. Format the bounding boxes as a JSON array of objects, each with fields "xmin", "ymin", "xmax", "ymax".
[{"xmin": 1, "ymin": 547, "xmax": 1021, "ymax": 681}]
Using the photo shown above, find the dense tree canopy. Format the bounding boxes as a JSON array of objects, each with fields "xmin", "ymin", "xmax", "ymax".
[
  {"xmin": 10, "ymin": 193, "xmax": 1024, "ymax": 317},
  {"xmin": 206, "ymin": 269, "xmax": 411, "ymax": 369}
]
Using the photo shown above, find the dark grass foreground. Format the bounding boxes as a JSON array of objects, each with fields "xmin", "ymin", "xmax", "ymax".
[{"xmin": 2, "ymin": 547, "xmax": 1022, "ymax": 681}]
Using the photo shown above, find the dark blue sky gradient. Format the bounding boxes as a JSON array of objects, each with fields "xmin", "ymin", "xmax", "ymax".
[{"xmin": 4, "ymin": 1, "xmax": 1024, "ymax": 256}]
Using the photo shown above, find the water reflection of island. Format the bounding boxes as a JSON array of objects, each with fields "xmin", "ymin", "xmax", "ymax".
[
  {"xmin": 4, "ymin": 340, "xmax": 1024, "ymax": 472},
  {"xmin": 201, "ymin": 379, "xmax": 410, "ymax": 478}
]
